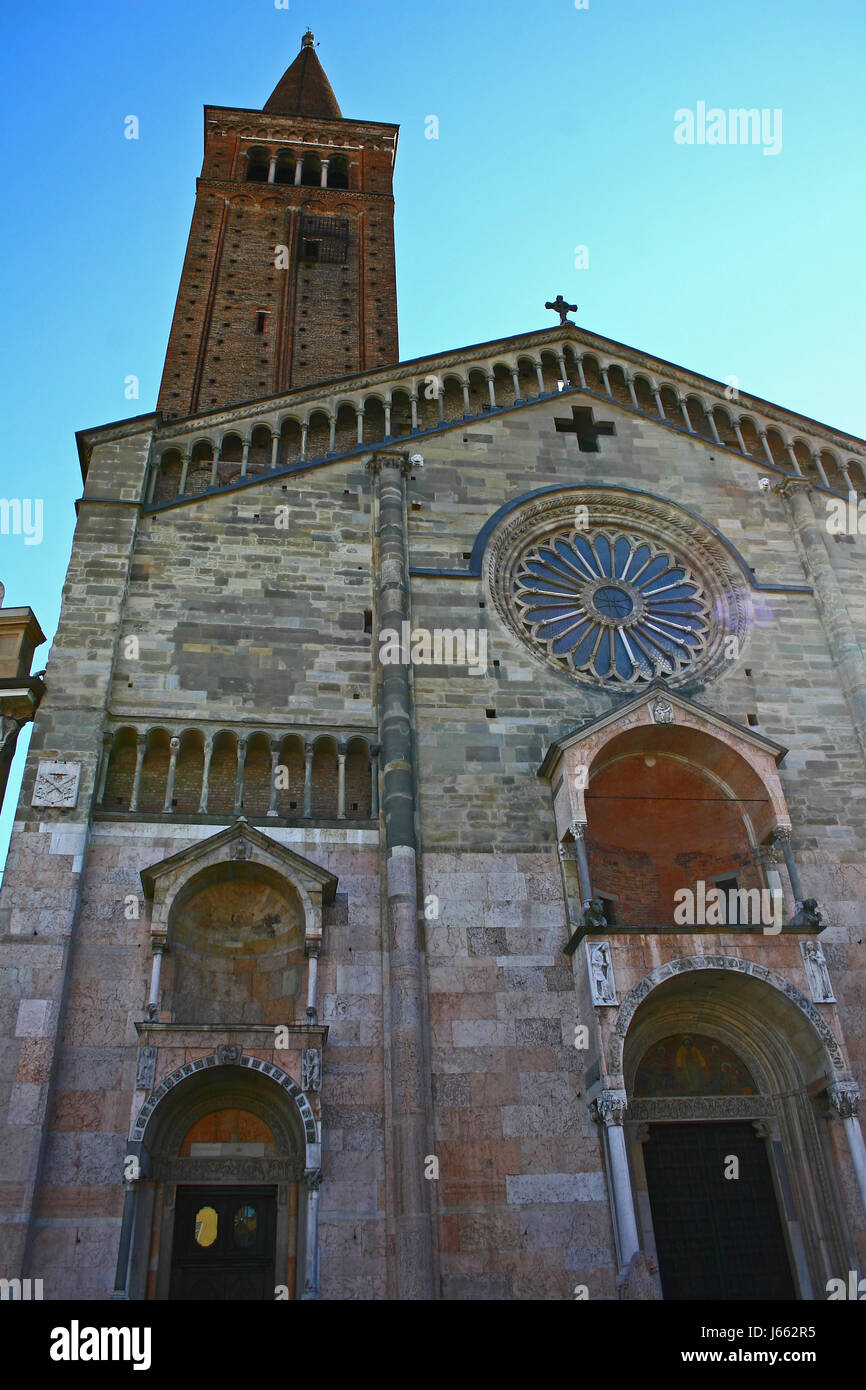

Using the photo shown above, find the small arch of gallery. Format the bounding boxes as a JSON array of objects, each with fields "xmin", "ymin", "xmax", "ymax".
[
  {"xmin": 98, "ymin": 725, "xmax": 378, "ymax": 824},
  {"xmin": 147, "ymin": 340, "xmax": 865, "ymax": 507}
]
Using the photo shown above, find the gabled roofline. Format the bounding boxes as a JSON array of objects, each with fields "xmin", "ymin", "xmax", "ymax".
[
  {"xmin": 537, "ymin": 680, "xmax": 788, "ymax": 779},
  {"xmin": 203, "ymin": 103, "xmax": 399, "ymax": 136},
  {"xmin": 139, "ymin": 816, "xmax": 338, "ymax": 901}
]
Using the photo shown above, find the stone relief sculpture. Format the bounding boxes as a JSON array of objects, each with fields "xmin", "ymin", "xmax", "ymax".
[
  {"xmin": 587, "ymin": 940, "xmax": 617, "ymax": 1004},
  {"xmin": 801, "ymin": 939, "xmax": 835, "ymax": 1003},
  {"xmin": 31, "ymin": 759, "xmax": 81, "ymax": 808}
]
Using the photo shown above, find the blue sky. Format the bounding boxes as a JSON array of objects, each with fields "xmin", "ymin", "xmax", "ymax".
[{"xmin": 0, "ymin": 0, "xmax": 864, "ymax": 868}]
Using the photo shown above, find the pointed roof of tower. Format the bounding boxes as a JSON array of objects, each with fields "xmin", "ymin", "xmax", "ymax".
[{"xmin": 264, "ymin": 31, "xmax": 343, "ymax": 119}]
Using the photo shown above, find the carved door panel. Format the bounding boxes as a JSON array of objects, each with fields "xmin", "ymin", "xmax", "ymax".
[
  {"xmin": 170, "ymin": 1186, "xmax": 277, "ymax": 1300},
  {"xmin": 643, "ymin": 1122, "xmax": 795, "ymax": 1300}
]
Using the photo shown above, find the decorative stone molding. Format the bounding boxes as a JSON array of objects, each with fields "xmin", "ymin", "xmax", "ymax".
[
  {"xmin": 627, "ymin": 1096, "xmax": 771, "ymax": 1122},
  {"xmin": 159, "ymin": 1157, "xmax": 302, "ymax": 1183},
  {"xmin": 130, "ymin": 1052, "xmax": 317, "ymax": 1147},
  {"xmin": 608, "ymin": 954, "xmax": 848, "ymax": 1077},
  {"xmin": 483, "ymin": 488, "xmax": 751, "ymax": 691},
  {"xmin": 216, "ymin": 1043, "xmax": 243, "ymax": 1066},
  {"xmin": 31, "ymin": 759, "xmax": 81, "ymax": 808}
]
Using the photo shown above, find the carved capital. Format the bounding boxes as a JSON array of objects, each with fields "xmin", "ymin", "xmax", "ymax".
[
  {"xmin": 772, "ymin": 825, "xmax": 793, "ymax": 844},
  {"xmin": 305, "ymin": 1168, "xmax": 324, "ymax": 1192},
  {"xmin": 569, "ymin": 820, "xmax": 587, "ymax": 840},
  {"xmin": 828, "ymin": 1080, "xmax": 861, "ymax": 1119},
  {"xmin": 778, "ymin": 476, "xmax": 813, "ymax": 499},
  {"xmin": 597, "ymin": 1088, "xmax": 628, "ymax": 1127}
]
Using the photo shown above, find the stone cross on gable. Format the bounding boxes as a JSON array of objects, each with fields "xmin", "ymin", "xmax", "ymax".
[
  {"xmin": 545, "ymin": 294, "xmax": 578, "ymax": 326},
  {"xmin": 554, "ymin": 404, "xmax": 616, "ymax": 453}
]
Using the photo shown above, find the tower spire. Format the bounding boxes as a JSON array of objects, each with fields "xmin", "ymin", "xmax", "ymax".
[{"xmin": 264, "ymin": 33, "xmax": 342, "ymax": 118}]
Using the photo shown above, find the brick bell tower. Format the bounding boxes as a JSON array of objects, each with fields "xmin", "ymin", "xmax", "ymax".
[{"xmin": 157, "ymin": 31, "xmax": 399, "ymax": 419}]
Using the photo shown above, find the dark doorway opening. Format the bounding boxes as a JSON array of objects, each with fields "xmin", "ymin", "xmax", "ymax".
[
  {"xmin": 170, "ymin": 1186, "xmax": 277, "ymax": 1300},
  {"xmin": 643, "ymin": 1121, "xmax": 795, "ymax": 1300}
]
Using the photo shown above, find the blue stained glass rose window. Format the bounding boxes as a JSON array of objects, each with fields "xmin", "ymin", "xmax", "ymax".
[{"xmin": 513, "ymin": 530, "xmax": 710, "ymax": 684}]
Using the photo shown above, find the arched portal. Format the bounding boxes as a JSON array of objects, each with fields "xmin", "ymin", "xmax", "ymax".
[
  {"xmin": 126, "ymin": 1055, "xmax": 314, "ymax": 1300},
  {"xmin": 614, "ymin": 961, "xmax": 856, "ymax": 1300}
]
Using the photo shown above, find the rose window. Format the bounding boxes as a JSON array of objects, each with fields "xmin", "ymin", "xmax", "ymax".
[{"xmin": 513, "ymin": 530, "xmax": 710, "ymax": 684}]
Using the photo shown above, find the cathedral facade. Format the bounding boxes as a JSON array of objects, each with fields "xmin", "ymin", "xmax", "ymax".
[{"xmin": 1, "ymin": 34, "xmax": 865, "ymax": 1301}]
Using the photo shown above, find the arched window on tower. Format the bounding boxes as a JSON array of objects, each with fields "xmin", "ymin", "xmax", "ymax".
[
  {"xmin": 274, "ymin": 152, "xmax": 296, "ymax": 184},
  {"xmin": 328, "ymin": 155, "xmax": 349, "ymax": 189},
  {"xmin": 301, "ymin": 152, "xmax": 322, "ymax": 186},
  {"xmin": 246, "ymin": 148, "xmax": 270, "ymax": 182}
]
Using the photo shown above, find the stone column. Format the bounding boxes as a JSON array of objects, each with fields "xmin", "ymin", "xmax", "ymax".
[
  {"xmin": 111, "ymin": 1173, "xmax": 139, "ymax": 1299},
  {"xmin": 303, "ymin": 745, "xmax": 314, "ymax": 818},
  {"xmin": 198, "ymin": 735, "xmax": 213, "ymax": 814},
  {"xmin": 240, "ymin": 438, "xmax": 250, "ymax": 478},
  {"xmin": 772, "ymin": 826, "xmax": 805, "ymax": 905},
  {"xmin": 784, "ymin": 442, "xmax": 802, "ymax": 476},
  {"xmin": 179, "ymin": 449, "xmax": 191, "ymax": 495},
  {"xmin": 510, "ymin": 367, "xmax": 521, "ymax": 403},
  {"xmin": 534, "ymin": 362, "xmax": 545, "ymax": 397},
  {"xmin": 305, "ymin": 944, "xmax": 319, "ymax": 1022},
  {"xmin": 328, "ymin": 414, "xmax": 337, "ymax": 454},
  {"xmin": 233, "ymin": 735, "xmax": 247, "ymax": 816},
  {"xmin": 436, "ymin": 387, "xmax": 444, "ymax": 424},
  {"xmin": 162, "ymin": 736, "xmax": 180, "ymax": 813},
  {"xmin": 301, "ymin": 1169, "xmax": 322, "ymax": 1298},
  {"xmin": 271, "ymin": 433, "xmax": 280, "ymax": 470},
  {"xmin": 96, "ymin": 732, "xmax": 113, "ymax": 806},
  {"xmin": 384, "ymin": 402, "xmax": 392, "ymax": 439},
  {"xmin": 147, "ymin": 461, "xmax": 160, "ymax": 505},
  {"xmin": 574, "ymin": 355, "xmax": 587, "ymax": 390},
  {"xmin": 320, "ymin": 159, "xmax": 329, "ymax": 189},
  {"xmin": 336, "ymin": 745, "xmax": 347, "ymax": 819},
  {"xmin": 652, "ymin": 387, "xmax": 666, "ymax": 421},
  {"xmin": 828, "ymin": 1081, "xmax": 866, "ymax": 1221},
  {"xmin": 625, "ymin": 373, "xmax": 639, "ymax": 409},
  {"xmin": 146, "ymin": 941, "xmax": 165, "ymax": 1018},
  {"xmin": 780, "ymin": 477, "xmax": 866, "ymax": 762},
  {"xmin": 267, "ymin": 154, "xmax": 278, "ymax": 183},
  {"xmin": 759, "ymin": 430, "xmax": 775, "ymax": 466},
  {"xmin": 294, "ymin": 161, "xmax": 302, "ymax": 186},
  {"xmin": 129, "ymin": 734, "xmax": 145, "ymax": 813},
  {"xmin": 367, "ymin": 452, "xmax": 435, "ymax": 1299},
  {"xmin": 300, "ymin": 422, "xmax": 308, "ymax": 462},
  {"xmin": 678, "ymin": 397, "xmax": 693, "ymax": 432},
  {"xmin": 756, "ymin": 843, "xmax": 784, "ymax": 908},
  {"xmin": 462, "ymin": 380, "xmax": 472, "ymax": 415},
  {"xmin": 268, "ymin": 740, "xmax": 281, "ymax": 817},
  {"xmin": 600, "ymin": 366, "xmax": 613, "ymax": 398},
  {"xmin": 210, "ymin": 452, "xmax": 219, "ymax": 488},
  {"xmin": 486, "ymin": 375, "xmax": 497, "ymax": 410},
  {"xmin": 409, "ymin": 396, "xmax": 418, "ymax": 431},
  {"xmin": 569, "ymin": 820, "xmax": 593, "ymax": 903},
  {"xmin": 811, "ymin": 450, "xmax": 830, "ymax": 489},
  {"xmin": 357, "ymin": 408, "xmax": 366, "ymax": 445},
  {"xmin": 597, "ymin": 1089, "xmax": 640, "ymax": 1269},
  {"xmin": 369, "ymin": 743, "xmax": 380, "ymax": 818},
  {"xmin": 733, "ymin": 420, "xmax": 747, "ymax": 454},
  {"xmin": 707, "ymin": 410, "xmax": 722, "ymax": 445}
]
